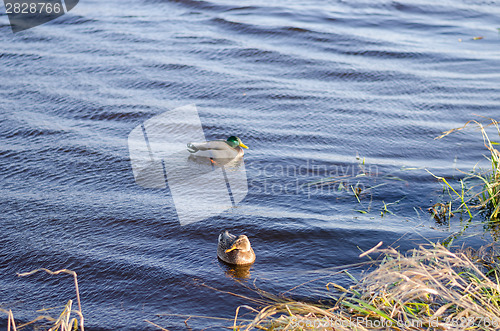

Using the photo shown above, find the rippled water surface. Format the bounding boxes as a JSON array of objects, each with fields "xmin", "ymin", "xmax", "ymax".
[{"xmin": 1, "ymin": 0, "xmax": 500, "ymax": 329}]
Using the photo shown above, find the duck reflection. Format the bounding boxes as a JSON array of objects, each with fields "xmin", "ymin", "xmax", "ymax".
[{"xmin": 219, "ymin": 261, "xmax": 253, "ymax": 279}]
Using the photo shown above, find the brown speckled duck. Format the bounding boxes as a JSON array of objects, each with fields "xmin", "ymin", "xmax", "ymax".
[{"xmin": 217, "ymin": 230, "xmax": 256, "ymax": 265}]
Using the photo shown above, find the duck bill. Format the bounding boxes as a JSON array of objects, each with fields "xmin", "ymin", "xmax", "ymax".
[
  {"xmin": 239, "ymin": 142, "xmax": 249, "ymax": 149},
  {"xmin": 225, "ymin": 245, "xmax": 237, "ymax": 253}
]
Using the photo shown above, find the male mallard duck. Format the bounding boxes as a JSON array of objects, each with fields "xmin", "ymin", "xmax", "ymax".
[
  {"xmin": 217, "ymin": 230, "xmax": 256, "ymax": 265},
  {"xmin": 187, "ymin": 136, "xmax": 248, "ymax": 160}
]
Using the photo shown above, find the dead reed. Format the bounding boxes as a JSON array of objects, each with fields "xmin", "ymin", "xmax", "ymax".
[
  {"xmin": 2, "ymin": 268, "xmax": 84, "ymax": 331},
  {"xmin": 232, "ymin": 242, "xmax": 500, "ymax": 330}
]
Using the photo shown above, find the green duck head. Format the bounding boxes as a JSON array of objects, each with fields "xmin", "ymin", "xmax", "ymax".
[
  {"xmin": 226, "ymin": 136, "xmax": 249, "ymax": 149},
  {"xmin": 225, "ymin": 235, "xmax": 252, "ymax": 253}
]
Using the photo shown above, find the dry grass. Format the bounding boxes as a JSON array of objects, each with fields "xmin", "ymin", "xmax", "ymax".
[
  {"xmin": 2, "ymin": 268, "xmax": 84, "ymax": 331},
  {"xmin": 231, "ymin": 243, "xmax": 500, "ymax": 330}
]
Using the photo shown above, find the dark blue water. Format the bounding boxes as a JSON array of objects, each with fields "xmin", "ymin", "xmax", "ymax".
[{"xmin": 1, "ymin": 0, "xmax": 500, "ymax": 329}]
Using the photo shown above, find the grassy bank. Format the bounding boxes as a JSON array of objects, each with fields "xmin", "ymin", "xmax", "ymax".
[
  {"xmin": 232, "ymin": 243, "xmax": 500, "ymax": 330},
  {"xmin": 229, "ymin": 119, "xmax": 500, "ymax": 330}
]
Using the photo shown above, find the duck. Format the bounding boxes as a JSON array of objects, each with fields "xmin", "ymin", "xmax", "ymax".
[
  {"xmin": 217, "ymin": 230, "xmax": 256, "ymax": 265},
  {"xmin": 187, "ymin": 136, "xmax": 249, "ymax": 161}
]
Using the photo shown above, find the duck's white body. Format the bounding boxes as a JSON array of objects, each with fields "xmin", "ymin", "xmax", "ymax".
[{"xmin": 187, "ymin": 140, "xmax": 244, "ymax": 160}]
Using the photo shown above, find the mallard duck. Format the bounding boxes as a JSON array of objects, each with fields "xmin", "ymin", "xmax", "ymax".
[
  {"xmin": 217, "ymin": 230, "xmax": 256, "ymax": 265},
  {"xmin": 187, "ymin": 136, "xmax": 249, "ymax": 160}
]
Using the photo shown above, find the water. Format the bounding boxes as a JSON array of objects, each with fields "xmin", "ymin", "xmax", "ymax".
[{"xmin": 1, "ymin": 0, "xmax": 500, "ymax": 329}]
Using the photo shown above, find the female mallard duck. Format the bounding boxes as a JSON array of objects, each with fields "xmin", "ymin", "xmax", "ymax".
[
  {"xmin": 217, "ymin": 230, "xmax": 256, "ymax": 265},
  {"xmin": 187, "ymin": 136, "xmax": 248, "ymax": 160}
]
